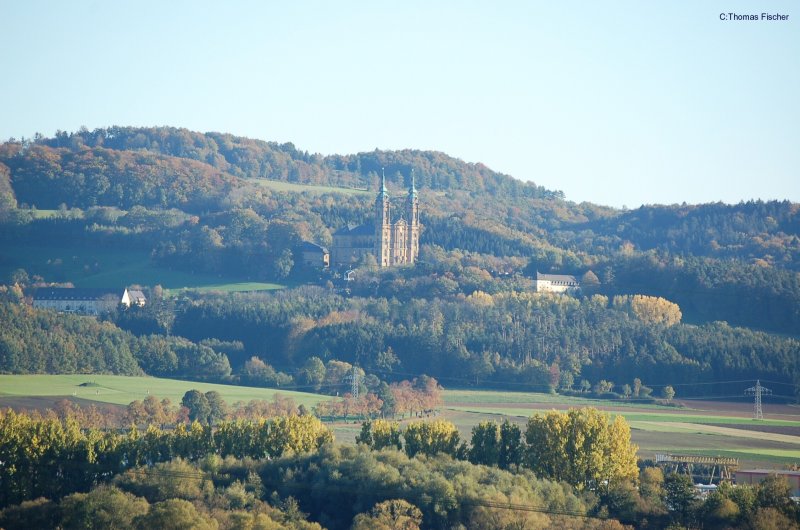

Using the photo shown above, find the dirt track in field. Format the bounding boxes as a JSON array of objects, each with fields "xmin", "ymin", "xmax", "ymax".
[{"xmin": 702, "ymin": 423, "xmax": 800, "ymax": 436}]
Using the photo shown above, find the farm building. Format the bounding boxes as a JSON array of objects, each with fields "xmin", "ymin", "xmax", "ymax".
[
  {"xmin": 296, "ymin": 241, "xmax": 330, "ymax": 268},
  {"xmin": 735, "ymin": 470, "xmax": 800, "ymax": 497},
  {"xmin": 33, "ymin": 287, "xmax": 145, "ymax": 316}
]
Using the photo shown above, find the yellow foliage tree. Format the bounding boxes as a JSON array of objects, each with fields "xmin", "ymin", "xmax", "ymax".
[
  {"xmin": 525, "ymin": 408, "xmax": 638, "ymax": 491},
  {"xmin": 351, "ymin": 499, "xmax": 423, "ymax": 530},
  {"xmin": 402, "ymin": 420, "xmax": 462, "ymax": 458},
  {"xmin": 356, "ymin": 419, "xmax": 402, "ymax": 450},
  {"xmin": 264, "ymin": 415, "xmax": 333, "ymax": 457},
  {"xmin": 613, "ymin": 295, "xmax": 682, "ymax": 327}
]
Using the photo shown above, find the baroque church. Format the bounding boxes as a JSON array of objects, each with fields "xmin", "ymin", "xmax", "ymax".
[{"xmin": 331, "ymin": 170, "xmax": 420, "ymax": 267}]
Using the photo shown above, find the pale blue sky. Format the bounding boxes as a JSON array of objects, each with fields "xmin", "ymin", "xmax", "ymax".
[{"xmin": 1, "ymin": 1, "xmax": 797, "ymax": 207}]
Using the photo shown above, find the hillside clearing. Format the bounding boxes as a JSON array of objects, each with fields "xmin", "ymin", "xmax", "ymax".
[
  {"xmin": 0, "ymin": 243, "xmax": 285, "ymax": 292},
  {"xmin": 249, "ymin": 178, "xmax": 370, "ymax": 195},
  {"xmin": 0, "ymin": 374, "xmax": 326, "ymax": 408}
]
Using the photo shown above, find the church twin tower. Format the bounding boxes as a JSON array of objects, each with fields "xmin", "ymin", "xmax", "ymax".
[{"xmin": 374, "ymin": 169, "xmax": 420, "ymax": 267}]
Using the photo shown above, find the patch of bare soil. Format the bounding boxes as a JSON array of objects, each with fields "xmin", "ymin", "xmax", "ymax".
[{"xmin": 701, "ymin": 423, "xmax": 800, "ymax": 437}]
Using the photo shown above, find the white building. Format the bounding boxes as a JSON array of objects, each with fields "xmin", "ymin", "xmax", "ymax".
[
  {"xmin": 534, "ymin": 272, "xmax": 580, "ymax": 293},
  {"xmin": 33, "ymin": 287, "xmax": 146, "ymax": 315}
]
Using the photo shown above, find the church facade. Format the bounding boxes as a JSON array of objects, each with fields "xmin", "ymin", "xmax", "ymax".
[{"xmin": 331, "ymin": 171, "xmax": 420, "ymax": 267}]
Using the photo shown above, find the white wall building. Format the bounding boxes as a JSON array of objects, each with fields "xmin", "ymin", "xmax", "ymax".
[
  {"xmin": 534, "ymin": 272, "xmax": 580, "ymax": 293},
  {"xmin": 33, "ymin": 287, "xmax": 145, "ymax": 315}
]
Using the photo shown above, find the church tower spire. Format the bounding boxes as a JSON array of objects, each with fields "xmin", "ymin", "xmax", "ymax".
[
  {"xmin": 374, "ymin": 168, "xmax": 391, "ymax": 267},
  {"xmin": 406, "ymin": 169, "xmax": 420, "ymax": 264}
]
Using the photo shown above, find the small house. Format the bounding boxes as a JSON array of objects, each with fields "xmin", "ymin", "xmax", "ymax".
[{"xmin": 297, "ymin": 241, "xmax": 330, "ymax": 268}]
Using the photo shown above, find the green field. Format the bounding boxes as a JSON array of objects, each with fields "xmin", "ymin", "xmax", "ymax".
[
  {"xmin": 0, "ymin": 374, "xmax": 326, "ymax": 408},
  {"xmin": 250, "ymin": 179, "xmax": 370, "ymax": 195},
  {"xmin": 447, "ymin": 405, "xmax": 800, "ymax": 428},
  {"xmin": 2, "ymin": 378, "xmax": 797, "ymax": 468},
  {"xmin": 444, "ymin": 389, "xmax": 669, "ymax": 409},
  {"xmin": 29, "ymin": 209, "xmax": 71, "ymax": 219},
  {"xmin": 0, "ymin": 242, "xmax": 284, "ymax": 292},
  {"xmin": 441, "ymin": 389, "xmax": 800, "ymax": 468}
]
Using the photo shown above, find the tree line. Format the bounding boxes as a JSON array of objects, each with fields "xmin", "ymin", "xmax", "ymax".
[
  {"xmin": 162, "ymin": 289, "xmax": 799, "ymax": 398},
  {"xmin": 0, "ymin": 407, "xmax": 331, "ymax": 509},
  {"xmin": 2, "ymin": 405, "xmax": 798, "ymax": 529}
]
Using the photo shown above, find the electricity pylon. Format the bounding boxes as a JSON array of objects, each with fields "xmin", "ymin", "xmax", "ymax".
[
  {"xmin": 744, "ymin": 380, "xmax": 771, "ymax": 420},
  {"xmin": 346, "ymin": 365, "xmax": 360, "ymax": 399}
]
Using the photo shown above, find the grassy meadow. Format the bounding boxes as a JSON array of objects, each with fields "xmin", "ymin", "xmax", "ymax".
[
  {"xmin": 0, "ymin": 242, "xmax": 284, "ymax": 292},
  {"xmin": 0, "ymin": 374, "xmax": 326, "ymax": 409},
  {"xmin": 250, "ymin": 179, "xmax": 370, "ymax": 195}
]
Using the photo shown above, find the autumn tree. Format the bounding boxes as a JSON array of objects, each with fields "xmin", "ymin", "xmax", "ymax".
[
  {"xmin": 351, "ymin": 499, "xmax": 423, "ymax": 530},
  {"xmin": 132, "ymin": 498, "xmax": 217, "ymax": 530},
  {"xmin": 403, "ymin": 419, "xmax": 462, "ymax": 458},
  {"xmin": 126, "ymin": 400, "xmax": 148, "ymax": 426},
  {"xmin": 524, "ymin": 408, "xmax": 638, "ymax": 491},
  {"xmin": 593, "ymin": 379, "xmax": 615, "ymax": 395},
  {"xmin": 613, "ymin": 294, "xmax": 682, "ymax": 327},
  {"xmin": 142, "ymin": 395, "xmax": 172, "ymax": 426},
  {"xmin": 581, "ymin": 270, "xmax": 601, "ymax": 294},
  {"xmin": 263, "ymin": 414, "xmax": 334, "ymax": 457},
  {"xmin": 59, "ymin": 485, "xmax": 149, "ymax": 529}
]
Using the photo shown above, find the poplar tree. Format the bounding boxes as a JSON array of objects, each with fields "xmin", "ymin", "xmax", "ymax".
[{"xmin": 524, "ymin": 408, "xmax": 638, "ymax": 491}]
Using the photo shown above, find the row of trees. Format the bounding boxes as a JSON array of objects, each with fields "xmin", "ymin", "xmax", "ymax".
[
  {"xmin": 314, "ymin": 376, "xmax": 443, "ymax": 421},
  {"xmin": 2, "ymin": 407, "xmax": 633, "ymax": 510},
  {"xmin": 357, "ymin": 408, "xmax": 639, "ymax": 493},
  {"xmin": 0, "ymin": 408, "xmax": 332, "ymax": 508},
  {"xmin": 2, "ymin": 405, "xmax": 798, "ymax": 529},
  {"xmin": 0, "ymin": 448, "xmax": 607, "ymax": 530},
  {"xmin": 355, "ymin": 413, "xmax": 798, "ymax": 528}
]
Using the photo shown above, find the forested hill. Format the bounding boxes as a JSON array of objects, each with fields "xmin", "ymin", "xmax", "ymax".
[
  {"xmin": 1, "ymin": 127, "xmax": 799, "ymax": 337},
  {"xmin": 1, "ymin": 126, "xmax": 799, "ymax": 395},
  {"xmin": 25, "ymin": 126, "xmax": 562, "ymax": 200}
]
